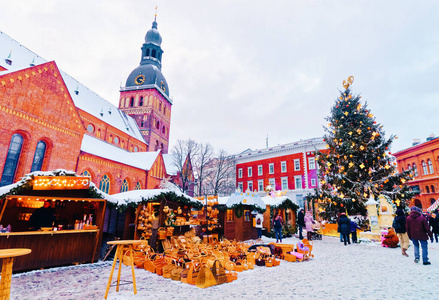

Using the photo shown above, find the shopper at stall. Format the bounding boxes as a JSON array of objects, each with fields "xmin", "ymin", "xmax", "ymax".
[
  {"xmin": 432, "ymin": 211, "xmax": 439, "ymax": 243},
  {"xmin": 406, "ymin": 206, "xmax": 433, "ymax": 265},
  {"xmin": 29, "ymin": 200, "xmax": 55, "ymax": 230},
  {"xmin": 272, "ymin": 210, "xmax": 283, "ymax": 243},
  {"xmin": 337, "ymin": 213, "xmax": 351, "ymax": 245},
  {"xmin": 255, "ymin": 212, "xmax": 264, "ymax": 240},
  {"xmin": 297, "ymin": 208, "xmax": 305, "ymax": 240},
  {"xmin": 393, "ymin": 208, "xmax": 410, "ymax": 256},
  {"xmin": 304, "ymin": 211, "xmax": 315, "ymax": 241}
]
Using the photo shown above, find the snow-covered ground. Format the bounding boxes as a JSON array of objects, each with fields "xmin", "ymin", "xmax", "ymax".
[{"xmin": 9, "ymin": 236, "xmax": 438, "ymax": 299}]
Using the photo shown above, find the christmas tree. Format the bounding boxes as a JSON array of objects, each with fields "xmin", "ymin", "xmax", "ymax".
[{"xmin": 306, "ymin": 77, "xmax": 417, "ymax": 220}]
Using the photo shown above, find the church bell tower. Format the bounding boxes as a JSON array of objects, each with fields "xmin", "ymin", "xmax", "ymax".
[{"xmin": 119, "ymin": 14, "xmax": 172, "ymax": 154}]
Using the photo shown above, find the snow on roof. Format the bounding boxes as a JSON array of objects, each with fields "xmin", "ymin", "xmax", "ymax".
[
  {"xmin": 162, "ymin": 154, "xmax": 178, "ymax": 175},
  {"xmin": 226, "ymin": 190, "xmax": 265, "ymax": 209},
  {"xmin": 109, "ymin": 188, "xmax": 203, "ymax": 207},
  {"xmin": 261, "ymin": 195, "xmax": 291, "ymax": 206},
  {"xmin": 81, "ymin": 134, "xmax": 159, "ymax": 170},
  {"xmin": 0, "ymin": 30, "xmax": 145, "ymax": 144}
]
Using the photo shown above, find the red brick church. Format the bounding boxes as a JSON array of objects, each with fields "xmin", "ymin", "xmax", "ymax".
[{"xmin": 0, "ymin": 17, "xmax": 174, "ymax": 194}]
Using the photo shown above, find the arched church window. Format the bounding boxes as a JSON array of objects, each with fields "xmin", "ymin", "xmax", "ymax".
[
  {"xmin": 152, "ymin": 49, "xmax": 157, "ymax": 58},
  {"xmin": 413, "ymin": 163, "xmax": 418, "ymax": 177},
  {"xmin": 140, "ymin": 120, "xmax": 144, "ymax": 127},
  {"xmin": 161, "ymin": 143, "xmax": 164, "ymax": 150},
  {"xmin": 155, "ymin": 140, "xmax": 159, "ymax": 151},
  {"xmin": 162, "ymin": 126, "xmax": 165, "ymax": 134},
  {"xmin": 431, "ymin": 185, "xmax": 435, "ymax": 193},
  {"xmin": 163, "ymin": 105, "xmax": 166, "ymax": 115},
  {"xmin": 99, "ymin": 174, "xmax": 110, "ymax": 194},
  {"xmin": 30, "ymin": 140, "xmax": 47, "ymax": 172},
  {"xmin": 428, "ymin": 159, "xmax": 434, "ymax": 174},
  {"xmin": 426, "ymin": 186, "xmax": 430, "ymax": 193},
  {"xmin": 422, "ymin": 161, "xmax": 428, "ymax": 175},
  {"xmin": 146, "ymin": 49, "xmax": 150, "ymax": 57},
  {"xmin": 130, "ymin": 97, "xmax": 134, "ymax": 107},
  {"xmin": 0, "ymin": 134, "xmax": 24, "ymax": 187},
  {"xmin": 81, "ymin": 170, "xmax": 91, "ymax": 179},
  {"xmin": 120, "ymin": 179, "xmax": 129, "ymax": 193},
  {"xmin": 135, "ymin": 182, "xmax": 141, "ymax": 190},
  {"xmin": 159, "ymin": 101, "xmax": 162, "ymax": 110},
  {"xmin": 156, "ymin": 121, "xmax": 160, "ymax": 129},
  {"xmin": 139, "ymin": 96, "xmax": 144, "ymax": 106}
]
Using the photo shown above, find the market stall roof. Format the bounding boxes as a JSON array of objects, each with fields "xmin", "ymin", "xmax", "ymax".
[
  {"xmin": 0, "ymin": 169, "xmax": 115, "ymax": 201},
  {"xmin": 427, "ymin": 199, "xmax": 439, "ymax": 212},
  {"xmin": 225, "ymin": 190, "xmax": 265, "ymax": 210},
  {"xmin": 110, "ymin": 188, "xmax": 203, "ymax": 208},
  {"xmin": 261, "ymin": 195, "xmax": 290, "ymax": 206}
]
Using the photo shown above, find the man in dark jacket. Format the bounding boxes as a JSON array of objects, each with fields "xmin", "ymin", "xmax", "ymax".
[
  {"xmin": 297, "ymin": 209, "xmax": 305, "ymax": 240},
  {"xmin": 337, "ymin": 213, "xmax": 351, "ymax": 245},
  {"xmin": 406, "ymin": 206, "xmax": 433, "ymax": 265}
]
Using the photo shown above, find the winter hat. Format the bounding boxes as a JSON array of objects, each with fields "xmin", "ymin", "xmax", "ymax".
[
  {"xmin": 396, "ymin": 208, "xmax": 404, "ymax": 216},
  {"xmin": 410, "ymin": 206, "xmax": 422, "ymax": 214}
]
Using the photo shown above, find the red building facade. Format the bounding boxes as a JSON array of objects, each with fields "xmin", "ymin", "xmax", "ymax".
[
  {"xmin": 234, "ymin": 138, "xmax": 326, "ymax": 208},
  {"xmin": 394, "ymin": 137, "xmax": 439, "ymax": 210}
]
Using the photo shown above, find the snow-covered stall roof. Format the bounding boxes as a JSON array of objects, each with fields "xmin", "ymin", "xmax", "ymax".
[
  {"xmin": 261, "ymin": 196, "xmax": 290, "ymax": 207},
  {"xmin": 0, "ymin": 31, "xmax": 145, "ymax": 143},
  {"xmin": 225, "ymin": 190, "xmax": 265, "ymax": 210},
  {"xmin": 81, "ymin": 134, "xmax": 159, "ymax": 170},
  {"xmin": 109, "ymin": 189, "xmax": 203, "ymax": 208},
  {"xmin": 0, "ymin": 169, "xmax": 115, "ymax": 202}
]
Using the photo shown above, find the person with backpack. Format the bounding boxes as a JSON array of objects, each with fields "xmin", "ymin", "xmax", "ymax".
[
  {"xmin": 272, "ymin": 210, "xmax": 283, "ymax": 243},
  {"xmin": 255, "ymin": 212, "xmax": 264, "ymax": 239},
  {"xmin": 406, "ymin": 206, "xmax": 433, "ymax": 265},
  {"xmin": 393, "ymin": 208, "xmax": 409, "ymax": 257}
]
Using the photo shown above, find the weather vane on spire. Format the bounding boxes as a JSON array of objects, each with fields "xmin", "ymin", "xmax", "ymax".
[{"xmin": 342, "ymin": 76, "xmax": 354, "ymax": 89}]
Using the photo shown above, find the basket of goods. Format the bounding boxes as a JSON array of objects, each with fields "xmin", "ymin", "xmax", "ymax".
[
  {"xmin": 166, "ymin": 226, "xmax": 174, "ymax": 237},
  {"xmin": 158, "ymin": 227, "xmax": 167, "ymax": 240}
]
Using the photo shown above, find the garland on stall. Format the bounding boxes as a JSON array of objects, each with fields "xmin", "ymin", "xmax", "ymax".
[
  {"xmin": 227, "ymin": 203, "xmax": 266, "ymax": 219},
  {"xmin": 269, "ymin": 198, "xmax": 299, "ymax": 212}
]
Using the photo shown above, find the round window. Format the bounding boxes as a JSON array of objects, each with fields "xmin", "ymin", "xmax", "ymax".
[
  {"xmin": 114, "ymin": 137, "xmax": 119, "ymax": 145},
  {"xmin": 87, "ymin": 124, "xmax": 95, "ymax": 133}
]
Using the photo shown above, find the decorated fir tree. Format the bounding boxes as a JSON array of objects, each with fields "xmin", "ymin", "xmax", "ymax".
[{"xmin": 306, "ymin": 77, "xmax": 417, "ymax": 220}]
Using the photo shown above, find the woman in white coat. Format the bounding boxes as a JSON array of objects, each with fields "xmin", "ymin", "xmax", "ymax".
[
  {"xmin": 255, "ymin": 213, "xmax": 264, "ymax": 239},
  {"xmin": 304, "ymin": 211, "xmax": 315, "ymax": 241}
]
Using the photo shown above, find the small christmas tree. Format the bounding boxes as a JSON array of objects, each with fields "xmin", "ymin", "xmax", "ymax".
[{"xmin": 306, "ymin": 77, "xmax": 417, "ymax": 220}]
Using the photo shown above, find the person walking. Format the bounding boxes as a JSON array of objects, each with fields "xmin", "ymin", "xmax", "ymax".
[
  {"xmin": 432, "ymin": 211, "xmax": 439, "ymax": 243},
  {"xmin": 406, "ymin": 206, "xmax": 433, "ymax": 265},
  {"xmin": 297, "ymin": 208, "xmax": 305, "ymax": 240},
  {"xmin": 304, "ymin": 211, "xmax": 315, "ymax": 241},
  {"xmin": 273, "ymin": 210, "xmax": 283, "ymax": 243},
  {"xmin": 337, "ymin": 213, "xmax": 351, "ymax": 245},
  {"xmin": 349, "ymin": 218, "xmax": 361, "ymax": 243},
  {"xmin": 392, "ymin": 208, "xmax": 410, "ymax": 256},
  {"xmin": 255, "ymin": 212, "xmax": 264, "ymax": 240}
]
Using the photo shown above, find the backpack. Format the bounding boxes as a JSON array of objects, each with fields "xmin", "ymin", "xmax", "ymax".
[
  {"xmin": 392, "ymin": 218, "xmax": 402, "ymax": 232},
  {"xmin": 256, "ymin": 218, "xmax": 261, "ymax": 225}
]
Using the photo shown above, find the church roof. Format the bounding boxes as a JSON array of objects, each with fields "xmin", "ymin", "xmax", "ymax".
[
  {"xmin": 0, "ymin": 30, "xmax": 145, "ymax": 144},
  {"xmin": 162, "ymin": 154, "xmax": 178, "ymax": 175},
  {"xmin": 81, "ymin": 134, "xmax": 159, "ymax": 170}
]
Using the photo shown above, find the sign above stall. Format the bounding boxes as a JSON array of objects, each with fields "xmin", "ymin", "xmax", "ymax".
[{"xmin": 33, "ymin": 176, "xmax": 90, "ymax": 190}]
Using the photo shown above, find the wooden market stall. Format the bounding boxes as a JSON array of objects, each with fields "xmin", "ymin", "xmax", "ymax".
[
  {"xmin": 222, "ymin": 190, "xmax": 266, "ymax": 241},
  {"xmin": 261, "ymin": 196, "xmax": 299, "ymax": 235},
  {"xmin": 0, "ymin": 171, "xmax": 108, "ymax": 272}
]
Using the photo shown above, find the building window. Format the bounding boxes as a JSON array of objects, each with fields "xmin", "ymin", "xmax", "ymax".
[
  {"xmin": 238, "ymin": 182, "xmax": 243, "ymax": 191},
  {"xmin": 99, "ymin": 174, "xmax": 110, "ymax": 193},
  {"xmin": 281, "ymin": 177, "xmax": 288, "ymax": 190},
  {"xmin": 422, "ymin": 161, "xmax": 428, "ymax": 175},
  {"xmin": 248, "ymin": 181, "xmax": 253, "ymax": 191},
  {"xmin": 135, "ymin": 182, "xmax": 142, "ymax": 190},
  {"xmin": 81, "ymin": 170, "xmax": 91, "ymax": 178},
  {"xmin": 139, "ymin": 96, "xmax": 144, "ymax": 106},
  {"xmin": 134, "ymin": 146, "xmax": 138, "ymax": 152},
  {"xmin": 244, "ymin": 210, "xmax": 250, "ymax": 222},
  {"xmin": 226, "ymin": 209, "xmax": 234, "ymax": 222},
  {"xmin": 258, "ymin": 165, "xmax": 263, "ymax": 176},
  {"xmin": 258, "ymin": 180, "xmax": 264, "ymax": 192},
  {"xmin": 309, "ymin": 157, "xmax": 316, "ymax": 170},
  {"xmin": 431, "ymin": 185, "xmax": 435, "ymax": 193},
  {"xmin": 294, "ymin": 159, "xmax": 301, "ymax": 171},
  {"xmin": 140, "ymin": 120, "xmax": 144, "ymax": 127},
  {"xmin": 0, "ymin": 134, "xmax": 24, "ymax": 187},
  {"xmin": 413, "ymin": 163, "xmax": 418, "ymax": 177},
  {"xmin": 87, "ymin": 124, "xmax": 95, "ymax": 133},
  {"xmin": 30, "ymin": 141, "xmax": 47, "ymax": 172},
  {"xmin": 428, "ymin": 159, "xmax": 434, "ymax": 174},
  {"xmin": 238, "ymin": 168, "xmax": 243, "ymax": 178},
  {"xmin": 426, "ymin": 186, "xmax": 430, "ymax": 193},
  {"xmin": 281, "ymin": 161, "xmax": 287, "ymax": 173},
  {"xmin": 294, "ymin": 176, "xmax": 302, "ymax": 189},
  {"xmin": 248, "ymin": 167, "xmax": 253, "ymax": 177},
  {"xmin": 130, "ymin": 97, "xmax": 134, "ymax": 107},
  {"xmin": 311, "ymin": 178, "xmax": 316, "ymax": 187},
  {"xmin": 114, "ymin": 136, "xmax": 119, "ymax": 145},
  {"xmin": 269, "ymin": 178, "xmax": 275, "ymax": 190},
  {"xmin": 120, "ymin": 179, "xmax": 129, "ymax": 192},
  {"xmin": 269, "ymin": 163, "xmax": 274, "ymax": 174}
]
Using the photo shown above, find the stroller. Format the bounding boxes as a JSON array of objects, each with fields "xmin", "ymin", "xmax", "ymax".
[{"xmin": 308, "ymin": 228, "xmax": 323, "ymax": 240}]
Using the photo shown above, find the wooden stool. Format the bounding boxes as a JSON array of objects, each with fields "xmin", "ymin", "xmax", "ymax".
[
  {"xmin": 0, "ymin": 248, "xmax": 32, "ymax": 300},
  {"xmin": 104, "ymin": 240, "xmax": 142, "ymax": 299}
]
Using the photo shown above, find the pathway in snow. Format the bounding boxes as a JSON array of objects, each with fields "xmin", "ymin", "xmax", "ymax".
[{"xmin": 9, "ymin": 236, "xmax": 438, "ymax": 299}]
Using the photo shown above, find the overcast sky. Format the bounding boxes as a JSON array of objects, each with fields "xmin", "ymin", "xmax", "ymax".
[{"xmin": 1, "ymin": 1, "xmax": 438, "ymax": 155}]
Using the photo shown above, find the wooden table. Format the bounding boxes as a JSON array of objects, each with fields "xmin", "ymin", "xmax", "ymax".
[
  {"xmin": 0, "ymin": 248, "xmax": 31, "ymax": 300},
  {"xmin": 104, "ymin": 240, "xmax": 142, "ymax": 299}
]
